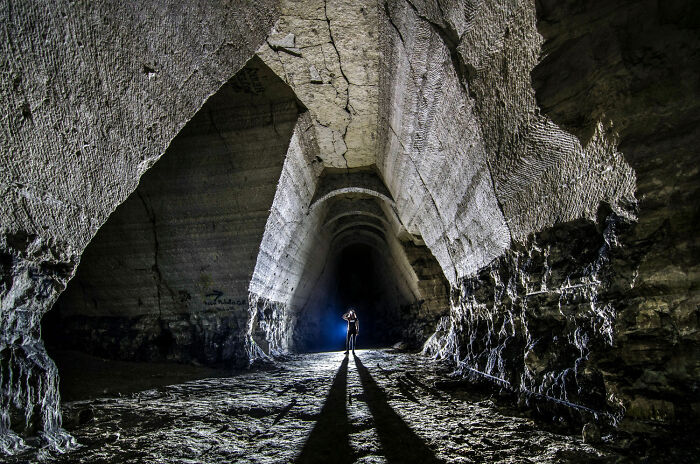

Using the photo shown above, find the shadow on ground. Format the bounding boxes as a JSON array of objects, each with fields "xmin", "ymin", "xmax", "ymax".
[
  {"xmin": 354, "ymin": 354, "xmax": 443, "ymax": 464},
  {"xmin": 295, "ymin": 353, "xmax": 443, "ymax": 464},
  {"xmin": 295, "ymin": 355, "xmax": 354, "ymax": 464}
]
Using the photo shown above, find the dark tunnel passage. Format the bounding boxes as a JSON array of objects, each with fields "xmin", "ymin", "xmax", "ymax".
[
  {"xmin": 295, "ymin": 241, "xmax": 418, "ymax": 353},
  {"xmin": 37, "ymin": 53, "xmax": 448, "ymax": 402}
]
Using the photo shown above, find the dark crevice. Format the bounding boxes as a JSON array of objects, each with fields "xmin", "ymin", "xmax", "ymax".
[
  {"xmin": 136, "ymin": 190, "xmax": 163, "ymax": 322},
  {"xmin": 323, "ymin": 0, "xmax": 352, "ymax": 173}
]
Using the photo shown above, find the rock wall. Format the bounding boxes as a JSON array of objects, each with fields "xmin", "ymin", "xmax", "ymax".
[
  {"xmin": 532, "ymin": 0, "xmax": 700, "ymax": 429},
  {"xmin": 45, "ymin": 58, "xmax": 302, "ymax": 368},
  {"xmin": 399, "ymin": 241, "xmax": 452, "ymax": 347},
  {"xmin": 1, "ymin": 0, "xmax": 278, "ymax": 451},
  {"xmin": 379, "ymin": 0, "xmax": 636, "ymax": 281},
  {"xmin": 425, "ymin": 209, "xmax": 631, "ymax": 420},
  {"xmin": 377, "ymin": 0, "xmax": 693, "ymax": 431},
  {"xmin": 379, "ymin": 0, "xmax": 511, "ymax": 283},
  {"xmin": 248, "ymin": 114, "xmax": 327, "ymax": 311},
  {"xmin": 246, "ymin": 113, "xmax": 329, "ymax": 357},
  {"xmin": 386, "ymin": 0, "xmax": 697, "ymax": 431}
]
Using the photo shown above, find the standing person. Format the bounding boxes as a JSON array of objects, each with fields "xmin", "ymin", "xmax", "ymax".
[{"xmin": 342, "ymin": 309, "xmax": 359, "ymax": 354}]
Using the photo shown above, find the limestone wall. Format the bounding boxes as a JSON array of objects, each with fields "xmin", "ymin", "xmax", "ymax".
[
  {"xmin": 383, "ymin": 0, "xmax": 697, "ymax": 430},
  {"xmin": 45, "ymin": 58, "xmax": 302, "ymax": 367},
  {"xmin": 378, "ymin": 0, "xmax": 651, "ymax": 429},
  {"xmin": 0, "ymin": 0, "xmax": 278, "ymax": 449},
  {"xmin": 379, "ymin": 0, "xmax": 636, "ymax": 280},
  {"xmin": 379, "ymin": 0, "xmax": 511, "ymax": 283},
  {"xmin": 532, "ymin": 0, "xmax": 700, "ymax": 430}
]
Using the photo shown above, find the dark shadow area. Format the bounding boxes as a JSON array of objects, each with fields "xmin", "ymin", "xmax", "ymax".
[
  {"xmin": 48, "ymin": 349, "xmax": 229, "ymax": 402},
  {"xmin": 298, "ymin": 243, "xmax": 416, "ymax": 352},
  {"xmin": 295, "ymin": 355, "xmax": 354, "ymax": 464},
  {"xmin": 353, "ymin": 354, "xmax": 443, "ymax": 464},
  {"xmin": 336, "ymin": 244, "xmax": 390, "ymax": 347}
]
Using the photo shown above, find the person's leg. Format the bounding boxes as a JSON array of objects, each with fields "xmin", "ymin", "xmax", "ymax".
[
  {"xmin": 351, "ymin": 334, "xmax": 356, "ymax": 352},
  {"xmin": 345, "ymin": 331, "xmax": 350, "ymax": 353}
]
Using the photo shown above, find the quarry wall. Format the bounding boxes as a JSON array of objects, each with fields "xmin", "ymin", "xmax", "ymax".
[{"xmin": 1, "ymin": 0, "xmax": 698, "ymax": 451}]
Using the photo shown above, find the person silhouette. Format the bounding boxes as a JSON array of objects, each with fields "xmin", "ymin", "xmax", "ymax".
[{"xmin": 342, "ymin": 309, "xmax": 359, "ymax": 354}]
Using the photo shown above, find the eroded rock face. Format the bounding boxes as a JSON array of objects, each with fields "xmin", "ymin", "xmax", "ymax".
[
  {"xmin": 425, "ymin": 210, "xmax": 632, "ymax": 422},
  {"xmin": 1, "ymin": 0, "xmax": 278, "ymax": 449},
  {"xmin": 531, "ymin": 0, "xmax": 700, "ymax": 428},
  {"xmin": 0, "ymin": 232, "xmax": 76, "ymax": 451}
]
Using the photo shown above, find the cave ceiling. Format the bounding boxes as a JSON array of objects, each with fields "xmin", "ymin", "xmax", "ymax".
[{"xmin": 257, "ymin": 0, "xmax": 380, "ymax": 170}]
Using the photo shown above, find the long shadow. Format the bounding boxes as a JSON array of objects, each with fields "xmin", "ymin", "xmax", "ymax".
[
  {"xmin": 354, "ymin": 354, "xmax": 443, "ymax": 464},
  {"xmin": 295, "ymin": 355, "xmax": 354, "ymax": 464}
]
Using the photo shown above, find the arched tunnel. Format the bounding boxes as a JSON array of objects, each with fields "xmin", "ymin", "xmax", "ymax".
[{"xmin": 2, "ymin": 0, "xmax": 699, "ymax": 462}]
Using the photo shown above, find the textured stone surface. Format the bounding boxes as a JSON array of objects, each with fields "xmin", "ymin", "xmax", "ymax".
[
  {"xmin": 531, "ymin": 0, "xmax": 700, "ymax": 429},
  {"xmin": 7, "ymin": 351, "xmax": 643, "ymax": 463},
  {"xmin": 379, "ymin": 0, "xmax": 511, "ymax": 283},
  {"xmin": 371, "ymin": 0, "xmax": 614, "ymax": 434},
  {"xmin": 424, "ymin": 212, "xmax": 631, "ymax": 423},
  {"xmin": 1, "ymin": 0, "xmax": 278, "ymax": 251},
  {"xmin": 44, "ymin": 57, "xmax": 302, "ymax": 368},
  {"xmin": 1, "ymin": 0, "xmax": 279, "ymax": 451},
  {"xmin": 257, "ymin": 0, "xmax": 380, "ymax": 168},
  {"xmin": 377, "ymin": 0, "xmax": 695, "ymax": 434},
  {"xmin": 378, "ymin": 0, "xmax": 636, "ymax": 281}
]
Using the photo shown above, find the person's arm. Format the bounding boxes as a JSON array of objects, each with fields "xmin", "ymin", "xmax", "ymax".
[
  {"xmin": 342, "ymin": 312, "xmax": 349, "ymax": 321},
  {"xmin": 355, "ymin": 319, "xmax": 359, "ymax": 334}
]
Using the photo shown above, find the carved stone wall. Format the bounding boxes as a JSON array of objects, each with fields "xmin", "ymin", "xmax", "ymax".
[{"xmin": 0, "ymin": 0, "xmax": 278, "ymax": 450}]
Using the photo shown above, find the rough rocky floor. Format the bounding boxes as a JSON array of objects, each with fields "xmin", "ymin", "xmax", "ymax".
[{"xmin": 13, "ymin": 351, "xmax": 634, "ymax": 463}]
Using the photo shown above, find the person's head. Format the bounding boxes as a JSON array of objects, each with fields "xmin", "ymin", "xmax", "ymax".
[{"xmin": 348, "ymin": 308, "xmax": 356, "ymax": 317}]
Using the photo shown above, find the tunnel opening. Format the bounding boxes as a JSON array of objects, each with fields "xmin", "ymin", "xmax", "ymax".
[
  {"xmin": 294, "ymin": 235, "xmax": 421, "ymax": 353},
  {"xmin": 246, "ymin": 164, "xmax": 452, "ymax": 359},
  {"xmin": 335, "ymin": 243, "xmax": 408, "ymax": 348},
  {"xmin": 40, "ymin": 56, "xmax": 304, "ymax": 401}
]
